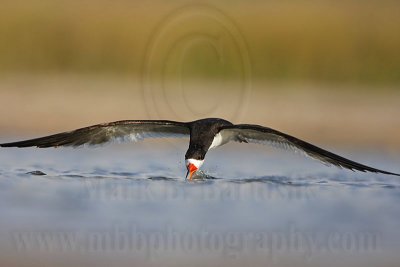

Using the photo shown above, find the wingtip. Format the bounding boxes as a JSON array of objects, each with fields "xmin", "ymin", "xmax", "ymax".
[
  {"xmin": 372, "ymin": 169, "xmax": 400, "ymax": 177},
  {"xmin": 1, "ymin": 142, "xmax": 23, "ymax": 148},
  {"xmin": 388, "ymin": 171, "xmax": 400, "ymax": 177},
  {"xmin": 0, "ymin": 143, "xmax": 13, "ymax": 148}
]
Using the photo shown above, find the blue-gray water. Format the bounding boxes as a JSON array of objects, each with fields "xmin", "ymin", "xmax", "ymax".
[{"xmin": 0, "ymin": 140, "xmax": 399, "ymax": 267}]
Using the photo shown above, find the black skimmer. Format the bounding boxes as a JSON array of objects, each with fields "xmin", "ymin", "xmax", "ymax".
[{"xmin": 1, "ymin": 118, "xmax": 399, "ymax": 179}]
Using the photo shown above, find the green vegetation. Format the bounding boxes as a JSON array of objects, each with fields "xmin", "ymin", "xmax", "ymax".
[{"xmin": 0, "ymin": 0, "xmax": 399, "ymax": 84}]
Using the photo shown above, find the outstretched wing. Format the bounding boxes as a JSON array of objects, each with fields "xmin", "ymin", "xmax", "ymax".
[
  {"xmin": 219, "ymin": 124, "xmax": 400, "ymax": 176},
  {"xmin": 0, "ymin": 120, "xmax": 189, "ymax": 148}
]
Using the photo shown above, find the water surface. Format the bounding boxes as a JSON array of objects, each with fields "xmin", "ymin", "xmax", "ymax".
[{"xmin": 0, "ymin": 141, "xmax": 399, "ymax": 267}]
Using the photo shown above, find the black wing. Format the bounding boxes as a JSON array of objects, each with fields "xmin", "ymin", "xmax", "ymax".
[
  {"xmin": 0, "ymin": 120, "xmax": 189, "ymax": 148},
  {"xmin": 219, "ymin": 124, "xmax": 400, "ymax": 176}
]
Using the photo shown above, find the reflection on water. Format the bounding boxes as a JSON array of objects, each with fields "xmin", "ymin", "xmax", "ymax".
[{"xmin": 0, "ymin": 142, "xmax": 399, "ymax": 267}]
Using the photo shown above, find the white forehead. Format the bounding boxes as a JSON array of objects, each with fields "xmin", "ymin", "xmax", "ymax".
[{"xmin": 185, "ymin": 158, "xmax": 204, "ymax": 168}]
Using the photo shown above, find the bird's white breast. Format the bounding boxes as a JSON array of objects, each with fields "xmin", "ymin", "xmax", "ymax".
[{"xmin": 209, "ymin": 132, "xmax": 225, "ymax": 150}]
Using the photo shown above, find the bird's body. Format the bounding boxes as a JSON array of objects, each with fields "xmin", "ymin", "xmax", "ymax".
[
  {"xmin": 185, "ymin": 118, "xmax": 232, "ymax": 160},
  {"xmin": 1, "ymin": 118, "xmax": 399, "ymax": 179}
]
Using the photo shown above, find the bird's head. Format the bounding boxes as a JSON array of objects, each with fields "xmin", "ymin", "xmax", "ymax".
[{"xmin": 185, "ymin": 158, "xmax": 204, "ymax": 180}]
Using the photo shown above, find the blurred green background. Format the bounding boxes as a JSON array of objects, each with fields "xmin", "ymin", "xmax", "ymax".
[
  {"xmin": 1, "ymin": 0, "xmax": 399, "ymax": 83},
  {"xmin": 0, "ymin": 0, "xmax": 399, "ymax": 149}
]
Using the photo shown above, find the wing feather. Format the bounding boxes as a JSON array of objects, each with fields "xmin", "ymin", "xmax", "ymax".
[
  {"xmin": 0, "ymin": 120, "xmax": 189, "ymax": 148},
  {"xmin": 219, "ymin": 124, "xmax": 400, "ymax": 176}
]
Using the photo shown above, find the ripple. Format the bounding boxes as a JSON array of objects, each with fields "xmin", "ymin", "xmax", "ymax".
[
  {"xmin": 2, "ymin": 167, "xmax": 400, "ymax": 190},
  {"xmin": 62, "ymin": 174, "xmax": 85, "ymax": 178},
  {"xmin": 227, "ymin": 176, "xmax": 305, "ymax": 186},
  {"xmin": 147, "ymin": 176, "xmax": 179, "ymax": 181},
  {"xmin": 26, "ymin": 170, "xmax": 47, "ymax": 176},
  {"xmin": 109, "ymin": 171, "xmax": 139, "ymax": 177}
]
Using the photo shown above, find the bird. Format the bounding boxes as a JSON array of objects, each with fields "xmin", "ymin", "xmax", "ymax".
[{"xmin": 1, "ymin": 118, "xmax": 399, "ymax": 179}]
